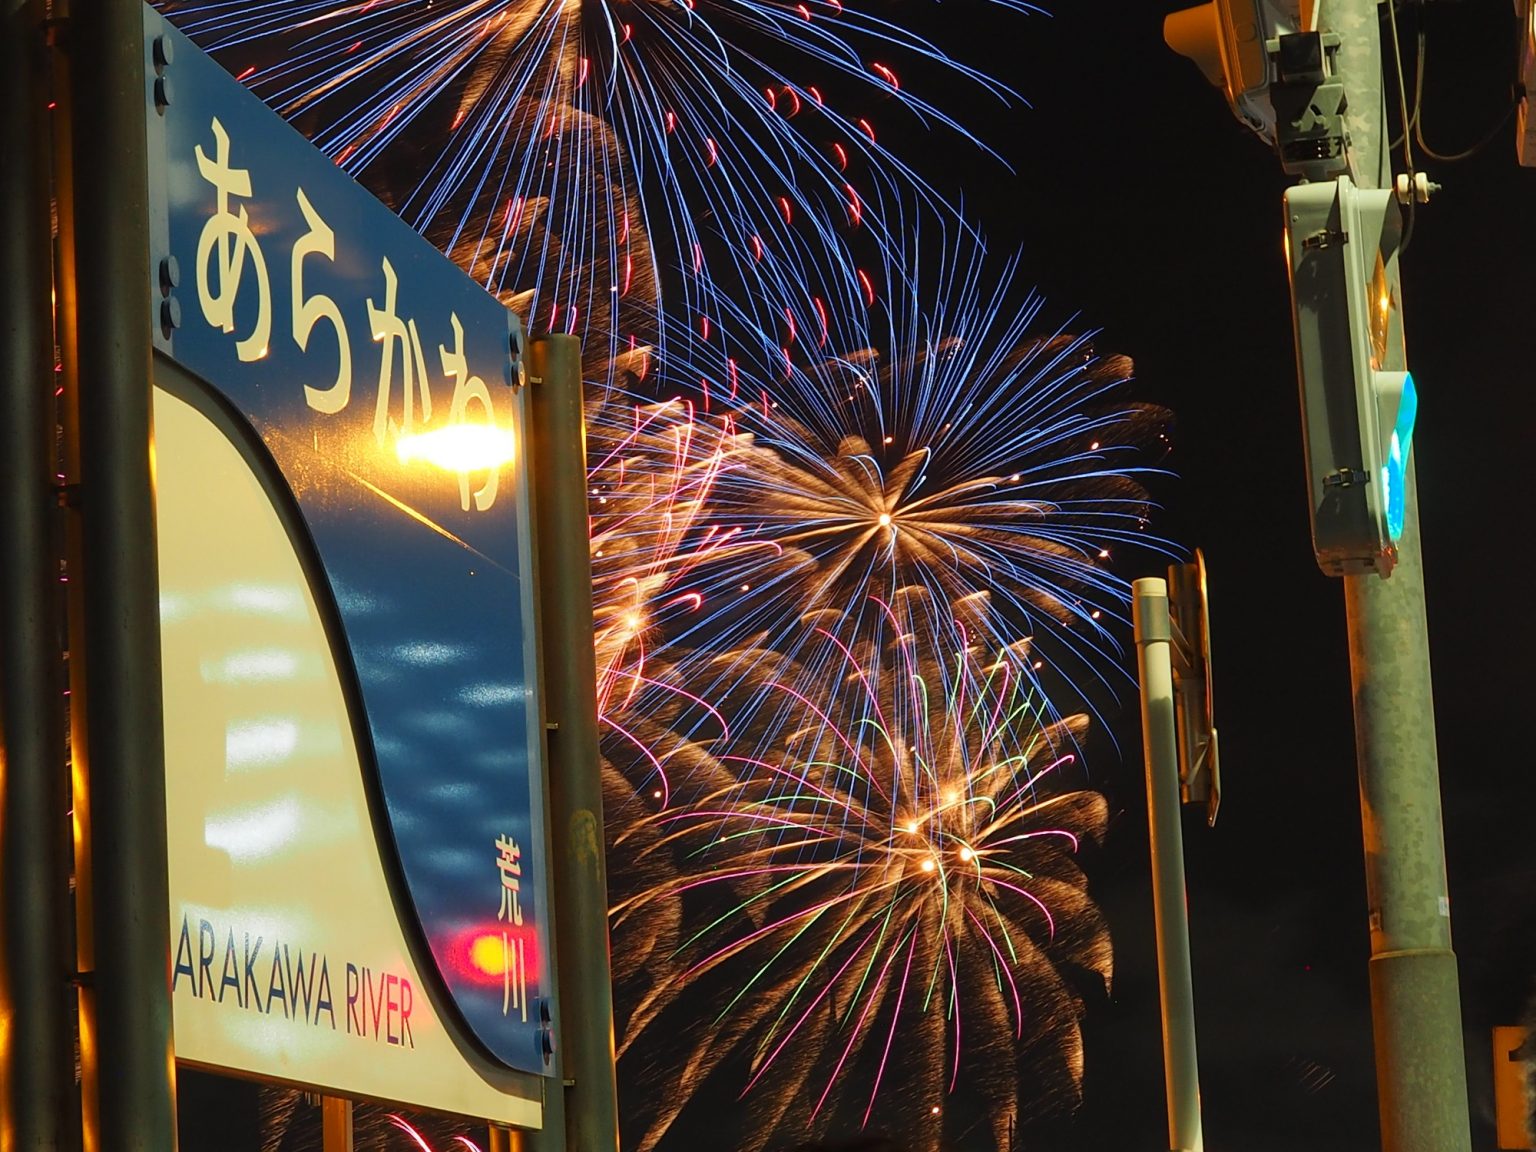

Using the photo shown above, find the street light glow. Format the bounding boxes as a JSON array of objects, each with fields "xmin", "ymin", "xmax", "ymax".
[{"xmin": 396, "ymin": 423, "xmax": 516, "ymax": 472}]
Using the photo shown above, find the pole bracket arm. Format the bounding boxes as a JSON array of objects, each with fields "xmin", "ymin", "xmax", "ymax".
[{"xmin": 1268, "ymin": 30, "xmax": 1349, "ymax": 180}]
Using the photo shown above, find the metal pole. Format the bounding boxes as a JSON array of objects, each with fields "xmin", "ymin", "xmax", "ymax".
[
  {"xmin": 57, "ymin": 0, "xmax": 177, "ymax": 1141},
  {"xmin": 1, "ymin": 0, "xmax": 76, "ymax": 1146},
  {"xmin": 1329, "ymin": 0, "xmax": 1389, "ymax": 192},
  {"xmin": 320, "ymin": 1097, "xmax": 353, "ymax": 1152},
  {"xmin": 525, "ymin": 335, "xmax": 619, "ymax": 1152},
  {"xmin": 1345, "ymin": 467, "xmax": 1471, "ymax": 1152},
  {"xmin": 1320, "ymin": 1, "xmax": 1472, "ymax": 1147},
  {"xmin": 1133, "ymin": 578, "xmax": 1203, "ymax": 1152}
]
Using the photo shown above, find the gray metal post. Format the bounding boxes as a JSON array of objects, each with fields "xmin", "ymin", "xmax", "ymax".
[
  {"xmin": 1, "ymin": 0, "xmax": 76, "ymax": 1147},
  {"xmin": 1166, "ymin": 0, "xmax": 1473, "ymax": 1145},
  {"xmin": 1345, "ymin": 466, "xmax": 1471, "ymax": 1152},
  {"xmin": 1329, "ymin": 0, "xmax": 1389, "ymax": 191},
  {"xmin": 57, "ymin": 0, "xmax": 177, "ymax": 1142},
  {"xmin": 1320, "ymin": 2, "xmax": 1472, "ymax": 1148},
  {"xmin": 1132, "ymin": 578, "xmax": 1203, "ymax": 1152},
  {"xmin": 525, "ymin": 335, "xmax": 620, "ymax": 1152}
]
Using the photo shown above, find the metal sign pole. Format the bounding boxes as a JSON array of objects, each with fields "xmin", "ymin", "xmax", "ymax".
[
  {"xmin": 57, "ymin": 0, "xmax": 177, "ymax": 1142},
  {"xmin": 320, "ymin": 1097, "xmax": 353, "ymax": 1152},
  {"xmin": 1, "ymin": 0, "xmax": 77, "ymax": 1145},
  {"xmin": 526, "ymin": 335, "xmax": 619, "ymax": 1152},
  {"xmin": 1133, "ymin": 578, "xmax": 1204, "ymax": 1152}
]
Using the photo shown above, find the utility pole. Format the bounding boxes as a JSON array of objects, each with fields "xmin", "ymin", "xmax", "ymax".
[
  {"xmin": 1347, "ymin": 470, "xmax": 1468, "ymax": 1152},
  {"xmin": 1166, "ymin": 3, "xmax": 1471, "ymax": 1149},
  {"xmin": 1297, "ymin": 5, "xmax": 1471, "ymax": 1148},
  {"xmin": 1, "ymin": 0, "xmax": 76, "ymax": 1146},
  {"xmin": 54, "ymin": 0, "xmax": 179, "ymax": 1140}
]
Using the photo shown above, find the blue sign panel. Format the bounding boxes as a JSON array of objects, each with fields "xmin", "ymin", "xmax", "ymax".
[{"xmin": 143, "ymin": 7, "xmax": 551, "ymax": 1075}]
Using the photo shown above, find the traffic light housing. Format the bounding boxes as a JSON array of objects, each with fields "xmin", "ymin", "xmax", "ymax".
[
  {"xmin": 1164, "ymin": 0, "xmax": 1275, "ymax": 137},
  {"xmin": 1165, "ymin": 3, "xmax": 1353, "ymax": 182},
  {"xmin": 1283, "ymin": 175, "xmax": 1418, "ymax": 578}
]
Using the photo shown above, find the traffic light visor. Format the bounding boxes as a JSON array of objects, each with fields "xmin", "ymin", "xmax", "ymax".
[
  {"xmin": 1165, "ymin": 3, "xmax": 1225, "ymax": 87},
  {"xmin": 1164, "ymin": 0, "xmax": 1271, "ymax": 118}
]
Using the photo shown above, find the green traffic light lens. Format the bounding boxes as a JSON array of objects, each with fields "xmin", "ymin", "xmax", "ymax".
[{"xmin": 1382, "ymin": 371, "xmax": 1418, "ymax": 544}]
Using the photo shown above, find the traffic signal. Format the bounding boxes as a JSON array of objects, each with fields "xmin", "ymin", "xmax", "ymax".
[
  {"xmin": 1163, "ymin": 0, "xmax": 1280, "ymax": 140},
  {"xmin": 1165, "ymin": 3, "xmax": 1355, "ymax": 182},
  {"xmin": 1283, "ymin": 174, "xmax": 1418, "ymax": 578}
]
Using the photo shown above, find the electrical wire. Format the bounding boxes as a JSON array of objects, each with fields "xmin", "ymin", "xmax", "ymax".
[
  {"xmin": 1412, "ymin": 29, "xmax": 1519, "ymax": 163},
  {"xmin": 1387, "ymin": 0, "xmax": 1420, "ymax": 150},
  {"xmin": 1384, "ymin": 0, "xmax": 1417, "ymax": 253}
]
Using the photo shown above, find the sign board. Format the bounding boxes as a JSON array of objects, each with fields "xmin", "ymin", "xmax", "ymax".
[
  {"xmin": 1496, "ymin": 1026, "xmax": 1533, "ymax": 1151},
  {"xmin": 141, "ymin": 5, "xmax": 552, "ymax": 1120}
]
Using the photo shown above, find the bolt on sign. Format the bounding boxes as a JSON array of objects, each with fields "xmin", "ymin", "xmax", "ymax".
[{"xmin": 141, "ymin": 5, "xmax": 553, "ymax": 1124}]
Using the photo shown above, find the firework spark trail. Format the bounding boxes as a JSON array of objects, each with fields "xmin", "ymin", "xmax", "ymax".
[
  {"xmin": 585, "ymin": 389, "xmax": 745, "ymax": 718},
  {"xmin": 252, "ymin": 1090, "xmax": 491, "ymax": 1149},
  {"xmin": 435, "ymin": 107, "xmax": 665, "ymax": 374},
  {"xmin": 626, "ymin": 240, "xmax": 1175, "ymax": 755},
  {"xmin": 583, "ymin": 386, "xmax": 767, "ymax": 1041},
  {"xmin": 620, "ymin": 610, "xmax": 1111, "ymax": 1152},
  {"xmin": 162, "ymin": 0, "xmax": 1022, "ymax": 382}
]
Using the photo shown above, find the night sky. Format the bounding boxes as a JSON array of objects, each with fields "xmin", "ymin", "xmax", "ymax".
[
  {"xmin": 169, "ymin": 1, "xmax": 1536, "ymax": 1149},
  {"xmin": 939, "ymin": 1, "xmax": 1536, "ymax": 1148}
]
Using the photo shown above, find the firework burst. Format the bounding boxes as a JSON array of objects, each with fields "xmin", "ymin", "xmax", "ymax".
[
  {"xmin": 648, "ymin": 243, "xmax": 1174, "ymax": 740},
  {"xmin": 162, "ymin": 0, "xmax": 1022, "ymax": 367},
  {"xmin": 622, "ymin": 605, "xmax": 1111, "ymax": 1152},
  {"xmin": 156, "ymin": 0, "xmax": 1167, "ymax": 1140}
]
